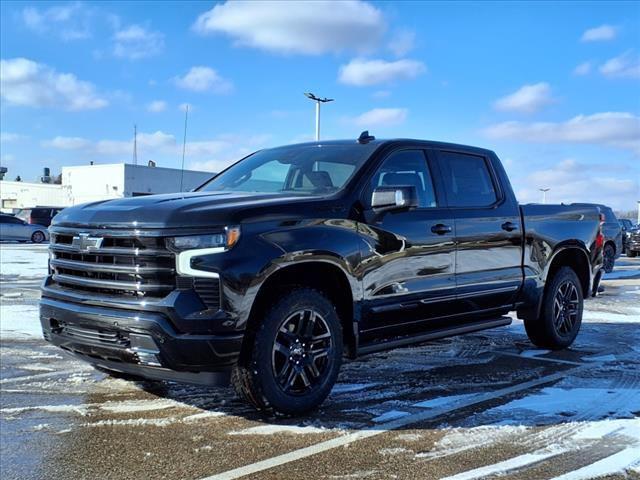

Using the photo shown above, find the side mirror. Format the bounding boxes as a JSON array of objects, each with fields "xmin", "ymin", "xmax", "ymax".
[{"xmin": 371, "ymin": 186, "xmax": 418, "ymax": 212}]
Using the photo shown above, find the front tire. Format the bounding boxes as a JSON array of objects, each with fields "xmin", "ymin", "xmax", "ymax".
[
  {"xmin": 31, "ymin": 231, "xmax": 46, "ymax": 243},
  {"xmin": 628, "ymin": 250, "xmax": 638, "ymax": 258},
  {"xmin": 524, "ymin": 267, "xmax": 583, "ymax": 350},
  {"xmin": 602, "ymin": 243, "xmax": 615, "ymax": 273},
  {"xmin": 232, "ymin": 288, "xmax": 343, "ymax": 416}
]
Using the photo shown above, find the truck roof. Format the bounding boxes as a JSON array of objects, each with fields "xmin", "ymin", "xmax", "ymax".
[{"xmin": 281, "ymin": 138, "xmax": 495, "ymax": 156}]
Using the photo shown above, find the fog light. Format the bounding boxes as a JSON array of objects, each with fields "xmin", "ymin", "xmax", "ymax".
[{"xmin": 129, "ymin": 333, "xmax": 161, "ymax": 367}]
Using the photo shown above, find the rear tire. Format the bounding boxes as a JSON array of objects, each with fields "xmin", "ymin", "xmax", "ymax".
[
  {"xmin": 628, "ymin": 250, "xmax": 638, "ymax": 258},
  {"xmin": 232, "ymin": 288, "xmax": 343, "ymax": 416},
  {"xmin": 602, "ymin": 243, "xmax": 615, "ymax": 273},
  {"xmin": 31, "ymin": 231, "xmax": 46, "ymax": 244},
  {"xmin": 524, "ymin": 267, "xmax": 583, "ymax": 350}
]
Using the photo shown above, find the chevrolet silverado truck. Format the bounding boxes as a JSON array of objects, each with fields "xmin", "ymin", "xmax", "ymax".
[{"xmin": 41, "ymin": 135, "xmax": 604, "ymax": 415}]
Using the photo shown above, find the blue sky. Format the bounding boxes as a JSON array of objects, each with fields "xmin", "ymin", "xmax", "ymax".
[{"xmin": 1, "ymin": 0, "xmax": 639, "ymax": 210}]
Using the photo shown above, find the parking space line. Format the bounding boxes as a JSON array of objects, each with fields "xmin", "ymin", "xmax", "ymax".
[
  {"xmin": 491, "ymin": 350, "xmax": 585, "ymax": 366},
  {"xmin": 200, "ymin": 366, "xmax": 585, "ymax": 480}
]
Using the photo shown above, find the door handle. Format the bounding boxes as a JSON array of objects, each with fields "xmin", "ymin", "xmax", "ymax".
[
  {"xmin": 431, "ymin": 223, "xmax": 452, "ymax": 235},
  {"xmin": 501, "ymin": 221, "xmax": 518, "ymax": 232}
]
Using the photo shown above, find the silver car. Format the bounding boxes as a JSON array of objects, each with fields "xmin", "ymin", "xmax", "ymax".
[{"xmin": 0, "ymin": 214, "xmax": 49, "ymax": 243}]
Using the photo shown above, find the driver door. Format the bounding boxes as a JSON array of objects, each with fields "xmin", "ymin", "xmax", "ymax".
[{"xmin": 358, "ymin": 148, "xmax": 456, "ymax": 339}]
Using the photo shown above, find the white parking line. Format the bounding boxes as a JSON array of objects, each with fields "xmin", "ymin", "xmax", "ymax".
[
  {"xmin": 492, "ymin": 350, "xmax": 585, "ymax": 366},
  {"xmin": 200, "ymin": 366, "xmax": 585, "ymax": 480}
]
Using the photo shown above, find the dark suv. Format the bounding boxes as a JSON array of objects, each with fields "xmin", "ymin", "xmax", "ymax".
[{"xmin": 41, "ymin": 137, "xmax": 604, "ymax": 415}]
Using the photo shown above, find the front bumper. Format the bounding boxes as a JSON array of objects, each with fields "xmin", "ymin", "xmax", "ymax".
[{"xmin": 40, "ymin": 297, "xmax": 244, "ymax": 386}]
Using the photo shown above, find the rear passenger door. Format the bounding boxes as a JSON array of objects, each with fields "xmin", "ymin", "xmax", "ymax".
[{"xmin": 434, "ymin": 149, "xmax": 523, "ymax": 314}]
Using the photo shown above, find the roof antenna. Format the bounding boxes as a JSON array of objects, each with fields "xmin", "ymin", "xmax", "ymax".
[
  {"xmin": 179, "ymin": 105, "xmax": 189, "ymax": 192},
  {"xmin": 358, "ymin": 130, "xmax": 375, "ymax": 144}
]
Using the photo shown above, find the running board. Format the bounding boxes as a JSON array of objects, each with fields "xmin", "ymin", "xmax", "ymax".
[{"xmin": 357, "ymin": 316, "xmax": 512, "ymax": 356}]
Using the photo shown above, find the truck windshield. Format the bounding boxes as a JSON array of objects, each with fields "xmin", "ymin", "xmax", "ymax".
[{"xmin": 197, "ymin": 143, "xmax": 378, "ymax": 195}]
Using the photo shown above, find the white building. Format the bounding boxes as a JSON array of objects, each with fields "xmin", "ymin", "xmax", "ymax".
[
  {"xmin": 0, "ymin": 180, "xmax": 67, "ymax": 211},
  {"xmin": 0, "ymin": 163, "xmax": 215, "ymax": 213}
]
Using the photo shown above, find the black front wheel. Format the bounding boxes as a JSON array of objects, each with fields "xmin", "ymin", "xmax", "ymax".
[
  {"xmin": 232, "ymin": 288, "xmax": 343, "ymax": 416},
  {"xmin": 602, "ymin": 244, "xmax": 615, "ymax": 273}
]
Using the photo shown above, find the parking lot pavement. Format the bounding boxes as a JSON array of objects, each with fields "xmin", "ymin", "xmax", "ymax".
[{"xmin": 1, "ymin": 244, "xmax": 639, "ymax": 480}]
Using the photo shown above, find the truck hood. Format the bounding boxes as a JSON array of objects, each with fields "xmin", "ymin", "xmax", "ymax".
[{"xmin": 52, "ymin": 191, "xmax": 328, "ymax": 229}]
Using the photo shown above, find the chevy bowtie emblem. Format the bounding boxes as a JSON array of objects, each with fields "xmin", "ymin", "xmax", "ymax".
[{"xmin": 71, "ymin": 233, "xmax": 103, "ymax": 252}]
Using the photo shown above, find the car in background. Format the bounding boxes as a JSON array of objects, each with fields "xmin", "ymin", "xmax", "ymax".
[
  {"xmin": 571, "ymin": 204, "xmax": 621, "ymax": 273},
  {"xmin": 619, "ymin": 218, "xmax": 635, "ymax": 254},
  {"xmin": 16, "ymin": 206, "xmax": 64, "ymax": 227},
  {"xmin": 0, "ymin": 214, "xmax": 49, "ymax": 243},
  {"xmin": 627, "ymin": 227, "xmax": 640, "ymax": 258}
]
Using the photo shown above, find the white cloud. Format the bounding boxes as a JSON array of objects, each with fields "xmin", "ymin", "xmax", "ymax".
[
  {"xmin": 0, "ymin": 58, "xmax": 108, "ymax": 111},
  {"xmin": 22, "ymin": 2, "xmax": 92, "ymax": 41},
  {"xmin": 44, "ymin": 136, "xmax": 92, "ymax": 150},
  {"xmin": 43, "ymin": 131, "xmax": 270, "ymax": 171},
  {"xmin": 174, "ymin": 66, "xmax": 233, "ymax": 94},
  {"xmin": 599, "ymin": 51, "xmax": 640, "ymax": 79},
  {"xmin": 493, "ymin": 83, "xmax": 554, "ymax": 114},
  {"xmin": 514, "ymin": 159, "xmax": 638, "ymax": 211},
  {"xmin": 0, "ymin": 132, "xmax": 26, "ymax": 143},
  {"xmin": 193, "ymin": 0, "xmax": 385, "ymax": 55},
  {"xmin": 573, "ymin": 61, "xmax": 592, "ymax": 76},
  {"xmin": 351, "ymin": 108, "xmax": 407, "ymax": 127},
  {"xmin": 113, "ymin": 24, "xmax": 164, "ymax": 60},
  {"xmin": 146, "ymin": 100, "xmax": 167, "ymax": 113},
  {"xmin": 187, "ymin": 134, "xmax": 272, "ymax": 173},
  {"xmin": 388, "ymin": 29, "xmax": 415, "ymax": 57},
  {"xmin": 484, "ymin": 112, "xmax": 640, "ymax": 154},
  {"xmin": 581, "ymin": 24, "xmax": 617, "ymax": 42},
  {"xmin": 44, "ymin": 131, "xmax": 175, "ymax": 158},
  {"xmin": 338, "ymin": 58, "xmax": 426, "ymax": 86}
]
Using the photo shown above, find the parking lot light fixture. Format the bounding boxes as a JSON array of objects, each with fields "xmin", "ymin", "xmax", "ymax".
[{"xmin": 304, "ymin": 92, "xmax": 334, "ymax": 141}]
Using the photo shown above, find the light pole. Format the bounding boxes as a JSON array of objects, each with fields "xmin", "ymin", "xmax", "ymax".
[
  {"xmin": 539, "ymin": 188, "xmax": 550, "ymax": 204},
  {"xmin": 304, "ymin": 92, "xmax": 334, "ymax": 141}
]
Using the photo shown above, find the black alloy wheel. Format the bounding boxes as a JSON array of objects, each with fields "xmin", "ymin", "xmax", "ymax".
[
  {"xmin": 552, "ymin": 280, "xmax": 580, "ymax": 337},
  {"xmin": 272, "ymin": 309, "xmax": 333, "ymax": 395}
]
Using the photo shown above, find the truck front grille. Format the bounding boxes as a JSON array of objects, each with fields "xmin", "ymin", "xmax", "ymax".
[{"xmin": 49, "ymin": 231, "xmax": 175, "ymax": 298}]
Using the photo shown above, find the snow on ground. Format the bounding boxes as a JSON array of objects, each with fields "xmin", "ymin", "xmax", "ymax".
[
  {"xmin": 0, "ymin": 244, "xmax": 49, "ymax": 277},
  {"xmin": 0, "ymin": 304, "xmax": 43, "ymax": 340},
  {"xmin": 2, "ymin": 246, "xmax": 640, "ymax": 479}
]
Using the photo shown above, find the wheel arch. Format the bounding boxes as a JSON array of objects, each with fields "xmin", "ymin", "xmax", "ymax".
[{"xmin": 239, "ymin": 259, "xmax": 358, "ymax": 363}]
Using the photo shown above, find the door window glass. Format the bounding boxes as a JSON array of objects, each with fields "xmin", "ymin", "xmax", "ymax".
[{"xmin": 371, "ymin": 150, "xmax": 437, "ymax": 208}]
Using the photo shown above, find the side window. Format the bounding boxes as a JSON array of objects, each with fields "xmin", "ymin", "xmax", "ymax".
[
  {"xmin": 371, "ymin": 150, "xmax": 437, "ymax": 208},
  {"xmin": 438, "ymin": 151, "xmax": 498, "ymax": 207}
]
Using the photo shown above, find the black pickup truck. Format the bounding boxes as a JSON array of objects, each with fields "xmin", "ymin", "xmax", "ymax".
[{"xmin": 41, "ymin": 135, "xmax": 604, "ymax": 415}]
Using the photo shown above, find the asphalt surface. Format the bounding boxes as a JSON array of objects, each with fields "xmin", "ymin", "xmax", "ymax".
[{"xmin": 1, "ymin": 243, "xmax": 639, "ymax": 480}]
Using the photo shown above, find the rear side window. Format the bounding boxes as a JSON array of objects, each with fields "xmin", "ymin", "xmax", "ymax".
[{"xmin": 438, "ymin": 151, "xmax": 498, "ymax": 207}]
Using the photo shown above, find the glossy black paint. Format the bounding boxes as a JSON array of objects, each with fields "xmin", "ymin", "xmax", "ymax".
[{"xmin": 41, "ymin": 139, "xmax": 604, "ymax": 385}]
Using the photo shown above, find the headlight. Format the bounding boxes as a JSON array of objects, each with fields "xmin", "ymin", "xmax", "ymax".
[{"xmin": 167, "ymin": 226, "xmax": 241, "ymax": 251}]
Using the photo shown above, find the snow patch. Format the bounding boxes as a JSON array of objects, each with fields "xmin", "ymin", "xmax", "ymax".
[
  {"xmin": 0, "ymin": 304, "xmax": 43, "ymax": 340},
  {"xmin": 229, "ymin": 424, "xmax": 327, "ymax": 435}
]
